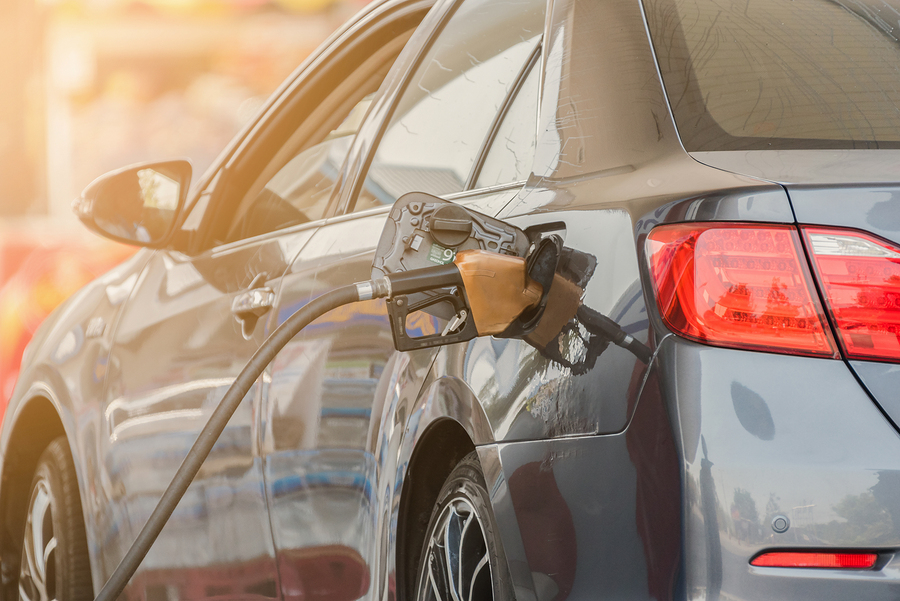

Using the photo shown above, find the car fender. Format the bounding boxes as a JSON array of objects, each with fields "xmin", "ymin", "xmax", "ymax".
[
  {"xmin": 0, "ymin": 249, "xmax": 150, "ymax": 589},
  {"xmin": 0, "ymin": 373, "xmax": 73, "ymax": 473}
]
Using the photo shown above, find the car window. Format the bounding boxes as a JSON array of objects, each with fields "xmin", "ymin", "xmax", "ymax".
[
  {"xmin": 475, "ymin": 58, "xmax": 540, "ymax": 189},
  {"xmin": 180, "ymin": 15, "xmax": 421, "ymax": 249},
  {"xmin": 644, "ymin": 0, "xmax": 900, "ymax": 150},
  {"xmin": 227, "ymin": 95, "xmax": 373, "ymax": 242},
  {"xmin": 265, "ymin": 97, "xmax": 371, "ymax": 212},
  {"xmin": 351, "ymin": 0, "xmax": 545, "ymax": 213}
]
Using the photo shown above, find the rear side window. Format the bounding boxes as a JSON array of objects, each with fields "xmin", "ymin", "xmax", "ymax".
[
  {"xmin": 353, "ymin": 0, "xmax": 544, "ymax": 212},
  {"xmin": 645, "ymin": 0, "xmax": 900, "ymax": 150},
  {"xmin": 476, "ymin": 58, "xmax": 540, "ymax": 188}
]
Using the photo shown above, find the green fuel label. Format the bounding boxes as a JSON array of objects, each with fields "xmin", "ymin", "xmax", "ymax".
[{"xmin": 428, "ymin": 243, "xmax": 456, "ymax": 265}]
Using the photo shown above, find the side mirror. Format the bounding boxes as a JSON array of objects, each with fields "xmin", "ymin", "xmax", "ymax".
[{"xmin": 73, "ymin": 160, "xmax": 192, "ymax": 248}]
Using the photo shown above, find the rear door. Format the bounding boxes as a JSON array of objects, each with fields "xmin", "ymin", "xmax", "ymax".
[{"xmin": 260, "ymin": 1, "xmax": 546, "ymax": 599}]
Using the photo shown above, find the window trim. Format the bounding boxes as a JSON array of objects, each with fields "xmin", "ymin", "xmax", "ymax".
[
  {"xmin": 319, "ymin": 178, "xmax": 526, "ymax": 230},
  {"xmin": 445, "ymin": 179, "xmax": 529, "ymax": 200}
]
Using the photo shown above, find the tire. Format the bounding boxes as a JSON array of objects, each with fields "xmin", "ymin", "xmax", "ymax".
[
  {"xmin": 18, "ymin": 437, "xmax": 93, "ymax": 601},
  {"xmin": 414, "ymin": 452, "xmax": 513, "ymax": 601}
]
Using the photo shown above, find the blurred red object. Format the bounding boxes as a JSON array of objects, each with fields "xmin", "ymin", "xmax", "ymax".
[{"xmin": 0, "ymin": 233, "xmax": 134, "ymax": 418}]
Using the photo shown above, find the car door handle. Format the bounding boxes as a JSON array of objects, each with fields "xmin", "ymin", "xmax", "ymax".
[
  {"xmin": 231, "ymin": 287, "xmax": 275, "ymax": 318},
  {"xmin": 232, "ymin": 286, "xmax": 275, "ymax": 340}
]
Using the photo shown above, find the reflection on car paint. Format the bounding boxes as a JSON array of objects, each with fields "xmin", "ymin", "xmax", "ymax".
[
  {"xmin": 449, "ymin": 209, "xmax": 651, "ymax": 442},
  {"xmin": 507, "ymin": 460, "xmax": 577, "ymax": 600},
  {"xmin": 89, "ymin": 229, "xmax": 318, "ymax": 598},
  {"xmin": 276, "ymin": 297, "xmax": 440, "ymax": 339}
]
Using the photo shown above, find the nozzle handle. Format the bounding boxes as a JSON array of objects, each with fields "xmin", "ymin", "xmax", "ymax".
[{"xmin": 387, "ymin": 291, "xmax": 478, "ymax": 351}]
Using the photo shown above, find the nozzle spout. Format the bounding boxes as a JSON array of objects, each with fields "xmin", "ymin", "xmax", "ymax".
[
  {"xmin": 454, "ymin": 250, "xmax": 542, "ymax": 335},
  {"xmin": 384, "ymin": 263, "xmax": 463, "ymax": 297}
]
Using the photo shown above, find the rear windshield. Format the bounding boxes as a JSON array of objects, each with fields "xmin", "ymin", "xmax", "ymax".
[{"xmin": 644, "ymin": 0, "xmax": 900, "ymax": 151}]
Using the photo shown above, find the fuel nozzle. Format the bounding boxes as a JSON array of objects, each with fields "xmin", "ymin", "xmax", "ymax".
[
  {"xmin": 378, "ymin": 250, "xmax": 544, "ymax": 351},
  {"xmin": 370, "ymin": 191, "xmax": 553, "ymax": 351},
  {"xmin": 453, "ymin": 251, "xmax": 542, "ymax": 334}
]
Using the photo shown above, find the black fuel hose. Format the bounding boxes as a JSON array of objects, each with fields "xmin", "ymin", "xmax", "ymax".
[
  {"xmin": 94, "ymin": 263, "xmax": 470, "ymax": 601},
  {"xmin": 95, "ymin": 282, "xmax": 377, "ymax": 601},
  {"xmin": 576, "ymin": 304, "xmax": 653, "ymax": 364}
]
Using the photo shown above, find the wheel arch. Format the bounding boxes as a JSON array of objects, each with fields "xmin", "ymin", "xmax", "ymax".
[
  {"xmin": 395, "ymin": 373, "xmax": 497, "ymax": 600},
  {"xmin": 0, "ymin": 390, "xmax": 75, "ymax": 591},
  {"xmin": 397, "ymin": 417, "xmax": 476, "ymax": 601}
]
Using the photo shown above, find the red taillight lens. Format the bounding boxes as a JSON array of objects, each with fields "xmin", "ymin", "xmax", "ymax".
[
  {"xmin": 803, "ymin": 227, "xmax": 900, "ymax": 363},
  {"xmin": 751, "ymin": 551, "xmax": 877, "ymax": 569},
  {"xmin": 647, "ymin": 223, "xmax": 837, "ymax": 357}
]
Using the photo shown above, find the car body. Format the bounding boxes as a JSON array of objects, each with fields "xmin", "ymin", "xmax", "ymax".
[
  {"xmin": 0, "ymin": 234, "xmax": 134, "ymax": 417},
  {"xmin": 3, "ymin": 0, "xmax": 900, "ymax": 599}
]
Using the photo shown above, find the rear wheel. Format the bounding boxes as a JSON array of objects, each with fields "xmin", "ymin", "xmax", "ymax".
[
  {"xmin": 18, "ymin": 437, "xmax": 92, "ymax": 601},
  {"xmin": 415, "ymin": 452, "xmax": 512, "ymax": 601}
]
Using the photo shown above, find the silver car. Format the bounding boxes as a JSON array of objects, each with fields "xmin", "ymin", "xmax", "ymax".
[{"xmin": 4, "ymin": 0, "xmax": 900, "ymax": 599}]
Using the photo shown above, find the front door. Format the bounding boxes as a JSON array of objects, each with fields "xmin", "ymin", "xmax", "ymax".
[{"xmin": 98, "ymin": 228, "xmax": 315, "ymax": 601}]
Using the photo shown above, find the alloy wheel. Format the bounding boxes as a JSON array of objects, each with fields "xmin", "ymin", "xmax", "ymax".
[
  {"xmin": 19, "ymin": 478, "xmax": 57, "ymax": 601},
  {"xmin": 418, "ymin": 494, "xmax": 493, "ymax": 601}
]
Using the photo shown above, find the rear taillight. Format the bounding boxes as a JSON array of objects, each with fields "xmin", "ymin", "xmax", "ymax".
[
  {"xmin": 802, "ymin": 227, "xmax": 900, "ymax": 363},
  {"xmin": 646, "ymin": 223, "xmax": 837, "ymax": 357},
  {"xmin": 751, "ymin": 551, "xmax": 877, "ymax": 569}
]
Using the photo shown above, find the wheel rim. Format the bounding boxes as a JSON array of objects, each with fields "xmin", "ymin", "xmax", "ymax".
[
  {"xmin": 418, "ymin": 495, "xmax": 493, "ymax": 601},
  {"xmin": 19, "ymin": 479, "xmax": 57, "ymax": 601}
]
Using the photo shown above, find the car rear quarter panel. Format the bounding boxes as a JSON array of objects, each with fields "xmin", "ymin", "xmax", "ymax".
[
  {"xmin": 659, "ymin": 337, "xmax": 900, "ymax": 600},
  {"xmin": 788, "ymin": 184, "xmax": 900, "ymax": 453},
  {"xmin": 442, "ymin": 0, "xmax": 900, "ymax": 596},
  {"xmin": 479, "ymin": 334, "xmax": 900, "ymax": 601}
]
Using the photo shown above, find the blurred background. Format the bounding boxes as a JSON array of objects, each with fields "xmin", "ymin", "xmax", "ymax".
[{"xmin": 0, "ymin": 0, "xmax": 371, "ymax": 410}]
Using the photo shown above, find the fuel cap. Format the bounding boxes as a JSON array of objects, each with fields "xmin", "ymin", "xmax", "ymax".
[{"xmin": 429, "ymin": 204, "xmax": 473, "ymax": 247}]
